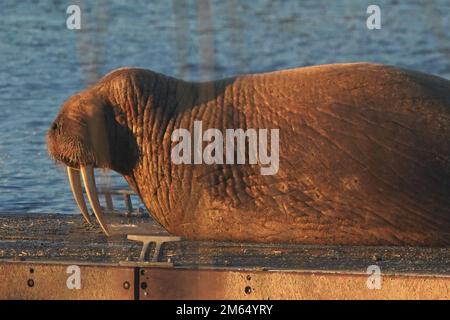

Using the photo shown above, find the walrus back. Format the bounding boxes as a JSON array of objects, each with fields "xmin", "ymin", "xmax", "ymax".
[{"xmin": 192, "ymin": 63, "xmax": 450, "ymax": 245}]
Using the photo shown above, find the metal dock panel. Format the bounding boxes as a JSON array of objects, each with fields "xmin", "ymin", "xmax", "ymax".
[
  {"xmin": 0, "ymin": 262, "xmax": 136, "ymax": 300},
  {"xmin": 0, "ymin": 261, "xmax": 449, "ymax": 299},
  {"xmin": 138, "ymin": 268, "xmax": 450, "ymax": 300}
]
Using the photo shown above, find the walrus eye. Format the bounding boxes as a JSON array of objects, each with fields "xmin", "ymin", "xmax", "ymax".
[{"xmin": 51, "ymin": 122, "xmax": 58, "ymax": 131}]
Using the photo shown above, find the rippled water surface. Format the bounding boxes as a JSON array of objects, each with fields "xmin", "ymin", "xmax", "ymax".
[{"xmin": 0, "ymin": 0, "xmax": 449, "ymax": 213}]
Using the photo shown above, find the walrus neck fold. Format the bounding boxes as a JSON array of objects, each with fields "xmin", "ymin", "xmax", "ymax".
[{"xmin": 98, "ymin": 69, "xmax": 194, "ymax": 228}]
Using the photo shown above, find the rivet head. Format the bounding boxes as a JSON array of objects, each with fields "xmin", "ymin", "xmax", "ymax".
[
  {"xmin": 123, "ymin": 281, "xmax": 130, "ymax": 290},
  {"xmin": 27, "ymin": 279, "xmax": 34, "ymax": 288},
  {"xmin": 244, "ymin": 286, "xmax": 252, "ymax": 294},
  {"xmin": 141, "ymin": 282, "xmax": 148, "ymax": 290}
]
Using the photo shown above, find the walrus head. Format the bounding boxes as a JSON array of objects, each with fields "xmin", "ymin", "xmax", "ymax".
[
  {"xmin": 47, "ymin": 93, "xmax": 111, "ymax": 168},
  {"xmin": 47, "ymin": 90, "xmax": 112, "ymax": 235},
  {"xmin": 47, "ymin": 82, "xmax": 139, "ymax": 236}
]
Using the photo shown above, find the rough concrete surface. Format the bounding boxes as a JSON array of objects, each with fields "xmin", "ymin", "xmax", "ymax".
[{"xmin": 0, "ymin": 213, "xmax": 448, "ymax": 275}]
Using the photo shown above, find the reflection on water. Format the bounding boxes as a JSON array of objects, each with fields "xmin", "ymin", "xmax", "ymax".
[{"xmin": 0, "ymin": 0, "xmax": 449, "ymax": 213}]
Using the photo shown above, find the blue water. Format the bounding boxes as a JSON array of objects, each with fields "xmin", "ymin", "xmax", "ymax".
[{"xmin": 0, "ymin": 0, "xmax": 449, "ymax": 213}]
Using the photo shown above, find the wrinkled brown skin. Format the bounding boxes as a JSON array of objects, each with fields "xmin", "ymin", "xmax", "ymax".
[{"xmin": 47, "ymin": 63, "xmax": 450, "ymax": 246}]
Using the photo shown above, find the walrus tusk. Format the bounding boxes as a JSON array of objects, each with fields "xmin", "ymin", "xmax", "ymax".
[
  {"xmin": 80, "ymin": 165, "xmax": 111, "ymax": 236},
  {"xmin": 67, "ymin": 167, "xmax": 92, "ymax": 225}
]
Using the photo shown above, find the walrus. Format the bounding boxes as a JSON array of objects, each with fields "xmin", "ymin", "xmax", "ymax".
[{"xmin": 47, "ymin": 62, "xmax": 450, "ymax": 246}]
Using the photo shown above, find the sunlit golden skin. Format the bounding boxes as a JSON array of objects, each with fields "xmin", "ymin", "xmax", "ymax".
[{"xmin": 48, "ymin": 63, "xmax": 450, "ymax": 246}]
